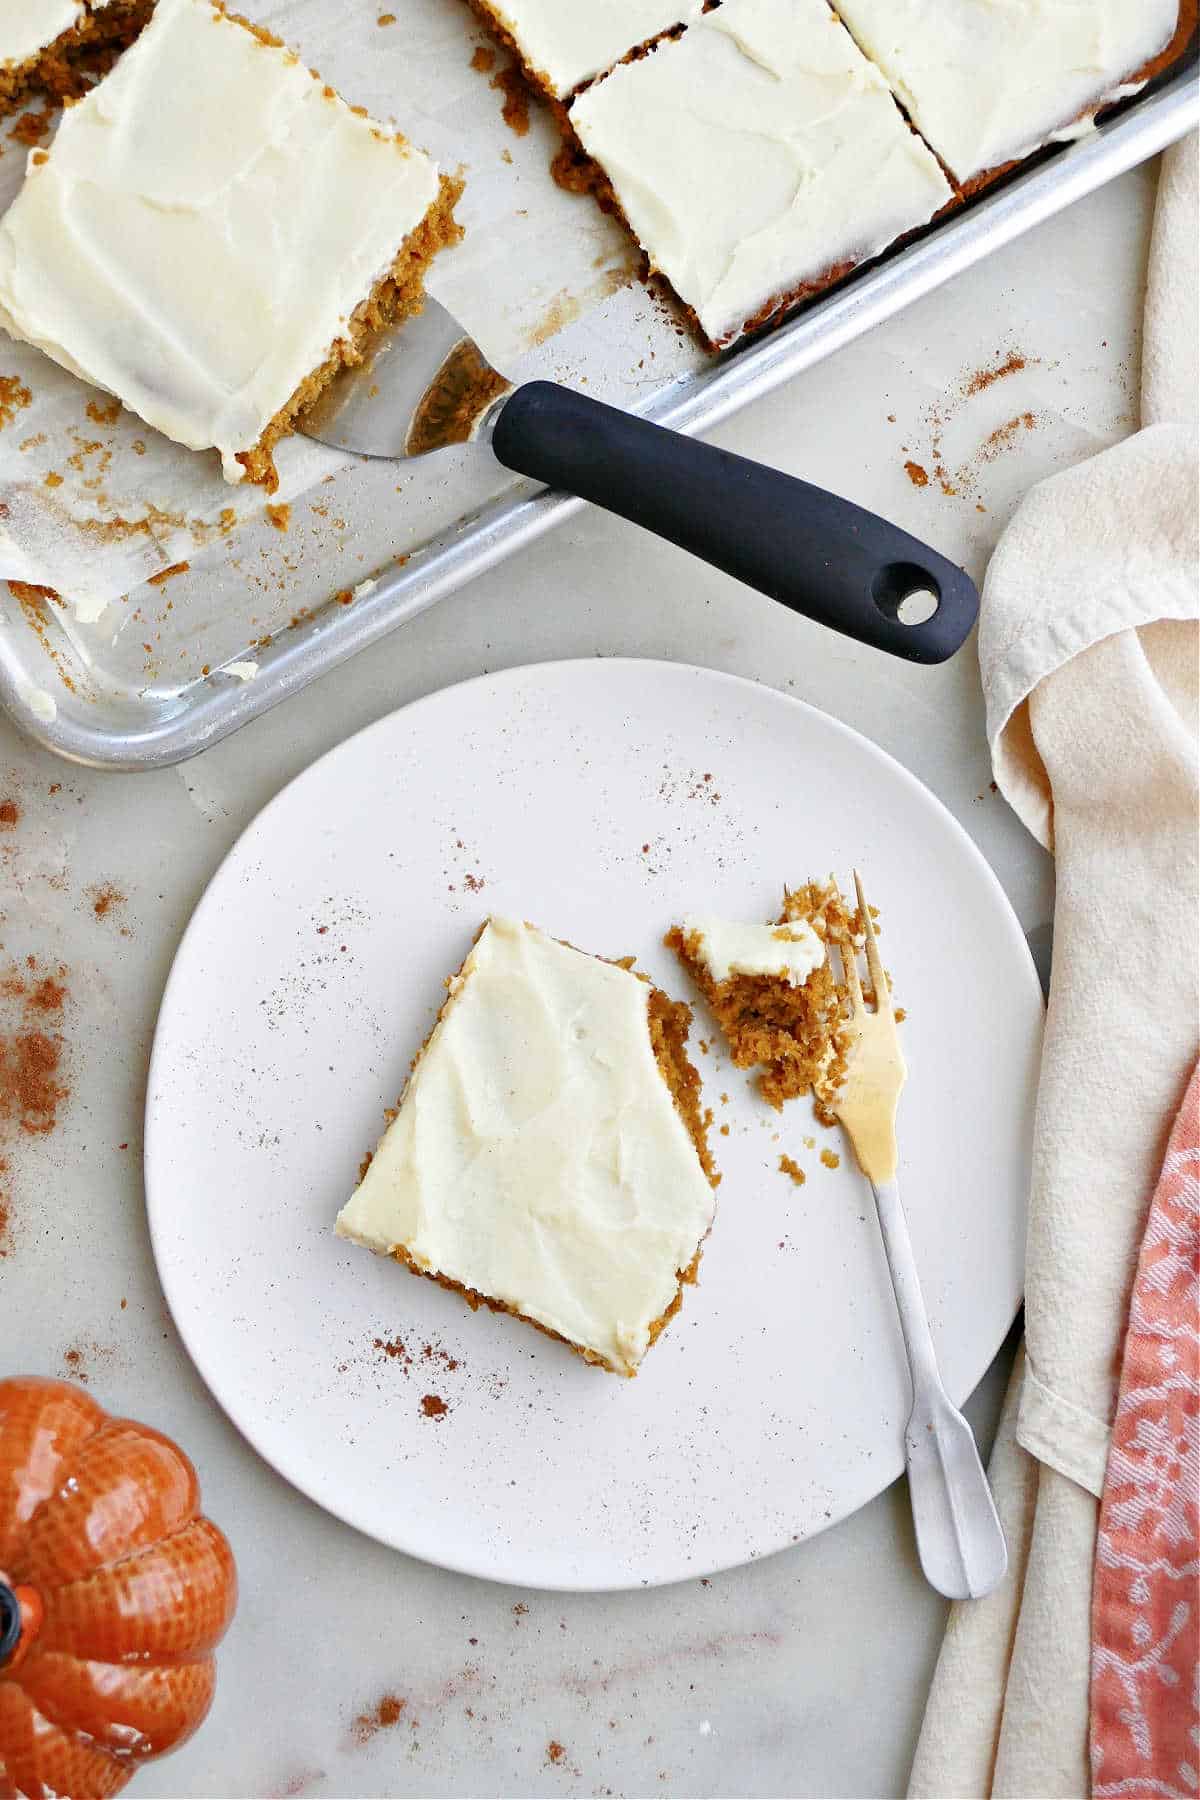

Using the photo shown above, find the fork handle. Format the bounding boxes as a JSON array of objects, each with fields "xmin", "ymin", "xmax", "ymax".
[
  {"xmin": 872, "ymin": 1178, "xmax": 1008, "ymax": 1601},
  {"xmin": 873, "ymin": 1177, "xmax": 940, "ymax": 1388}
]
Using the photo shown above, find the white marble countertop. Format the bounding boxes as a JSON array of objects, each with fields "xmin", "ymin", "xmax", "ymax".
[{"xmin": 0, "ymin": 157, "xmax": 1160, "ymax": 1800}]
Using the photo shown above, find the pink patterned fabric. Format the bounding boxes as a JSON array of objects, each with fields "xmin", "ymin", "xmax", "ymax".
[{"xmin": 1091, "ymin": 1060, "xmax": 1200, "ymax": 1800}]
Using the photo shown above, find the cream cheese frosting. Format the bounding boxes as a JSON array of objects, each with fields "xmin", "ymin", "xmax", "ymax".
[
  {"xmin": 569, "ymin": 0, "xmax": 953, "ymax": 345},
  {"xmin": 0, "ymin": 0, "xmax": 441, "ymax": 482},
  {"xmin": 0, "ymin": 0, "xmax": 88, "ymax": 67},
  {"xmin": 478, "ymin": 0, "xmax": 704, "ymax": 100},
  {"xmin": 335, "ymin": 917, "xmax": 716, "ymax": 1377},
  {"xmin": 682, "ymin": 915, "xmax": 825, "ymax": 987},
  {"xmin": 834, "ymin": 0, "xmax": 1180, "ymax": 184}
]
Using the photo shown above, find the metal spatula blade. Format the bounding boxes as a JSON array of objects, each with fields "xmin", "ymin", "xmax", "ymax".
[
  {"xmin": 301, "ymin": 298, "xmax": 980, "ymax": 666},
  {"xmin": 302, "ymin": 298, "xmax": 512, "ymax": 460}
]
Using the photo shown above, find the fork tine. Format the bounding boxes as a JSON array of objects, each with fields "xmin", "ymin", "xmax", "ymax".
[
  {"xmin": 836, "ymin": 908, "xmax": 865, "ymax": 1013},
  {"xmin": 854, "ymin": 870, "xmax": 892, "ymax": 1016}
]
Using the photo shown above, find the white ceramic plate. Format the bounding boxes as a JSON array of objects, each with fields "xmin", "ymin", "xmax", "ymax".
[{"xmin": 146, "ymin": 660, "xmax": 1041, "ymax": 1590}]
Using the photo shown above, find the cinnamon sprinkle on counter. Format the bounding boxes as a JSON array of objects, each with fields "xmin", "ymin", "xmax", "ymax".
[
  {"xmin": 60, "ymin": 1340, "xmax": 118, "ymax": 1385},
  {"xmin": 546, "ymin": 1741, "xmax": 566, "ymax": 1765},
  {"xmin": 965, "ymin": 352, "xmax": 1028, "ymax": 395},
  {"xmin": 0, "ymin": 800, "xmax": 19, "ymax": 828},
  {"xmin": 915, "ymin": 348, "xmax": 1042, "ymax": 499},
  {"xmin": 85, "ymin": 396, "xmax": 122, "ymax": 426},
  {"xmin": 350, "ymin": 1693, "xmax": 406, "ymax": 1746},
  {"xmin": 28, "ymin": 976, "xmax": 65, "ymax": 1015},
  {"xmin": 4, "ymin": 1029, "xmax": 66, "ymax": 1135},
  {"xmin": 420, "ymin": 1393, "xmax": 449, "ymax": 1419},
  {"xmin": 0, "ymin": 958, "xmax": 71, "ymax": 1257},
  {"xmin": 470, "ymin": 44, "xmax": 495, "ymax": 71},
  {"xmin": 1, "ymin": 972, "xmax": 69, "ymax": 1135},
  {"xmin": 903, "ymin": 460, "xmax": 929, "ymax": 488},
  {"xmin": 88, "ymin": 883, "xmax": 126, "ymax": 920},
  {"xmin": 266, "ymin": 502, "xmax": 291, "ymax": 532},
  {"xmin": 980, "ymin": 411, "xmax": 1037, "ymax": 460}
]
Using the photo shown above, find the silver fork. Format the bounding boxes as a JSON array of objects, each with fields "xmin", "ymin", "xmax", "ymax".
[{"xmin": 832, "ymin": 872, "xmax": 1008, "ymax": 1601}]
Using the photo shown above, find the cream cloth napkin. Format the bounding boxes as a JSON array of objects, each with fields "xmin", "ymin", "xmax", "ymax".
[{"xmin": 908, "ymin": 133, "xmax": 1199, "ymax": 1800}]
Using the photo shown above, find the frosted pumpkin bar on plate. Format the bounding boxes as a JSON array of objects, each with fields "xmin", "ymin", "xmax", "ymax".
[
  {"xmin": 336, "ymin": 918, "xmax": 719, "ymax": 1378},
  {"xmin": 0, "ymin": 0, "xmax": 461, "ymax": 487}
]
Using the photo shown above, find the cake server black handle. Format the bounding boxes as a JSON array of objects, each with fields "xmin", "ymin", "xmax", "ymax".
[{"xmin": 491, "ymin": 381, "xmax": 977, "ymax": 664}]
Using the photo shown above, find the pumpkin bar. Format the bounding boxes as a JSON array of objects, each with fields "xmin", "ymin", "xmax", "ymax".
[
  {"xmin": 336, "ymin": 917, "xmax": 718, "ymax": 1378},
  {"xmin": 667, "ymin": 880, "xmax": 864, "ymax": 1116},
  {"xmin": 0, "ymin": 0, "xmax": 152, "ymax": 115},
  {"xmin": 833, "ymin": 0, "xmax": 1189, "ymax": 188},
  {"xmin": 568, "ymin": 0, "xmax": 952, "ymax": 349},
  {"xmin": 0, "ymin": 0, "xmax": 461, "ymax": 488},
  {"xmin": 467, "ymin": 0, "xmax": 704, "ymax": 100}
]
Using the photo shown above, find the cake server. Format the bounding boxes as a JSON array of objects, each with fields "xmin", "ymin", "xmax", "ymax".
[
  {"xmin": 832, "ymin": 872, "xmax": 1007, "ymax": 1601},
  {"xmin": 302, "ymin": 299, "xmax": 978, "ymax": 665}
]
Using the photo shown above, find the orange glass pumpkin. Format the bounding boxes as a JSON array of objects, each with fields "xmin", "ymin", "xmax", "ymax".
[{"xmin": 0, "ymin": 1376, "xmax": 236, "ymax": 1800}]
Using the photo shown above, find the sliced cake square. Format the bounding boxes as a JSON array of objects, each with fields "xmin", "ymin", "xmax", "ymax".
[
  {"xmin": 0, "ymin": 0, "xmax": 461, "ymax": 488},
  {"xmin": 468, "ymin": 0, "xmax": 704, "ymax": 101},
  {"xmin": 336, "ymin": 917, "xmax": 719, "ymax": 1378},
  {"xmin": 568, "ymin": 0, "xmax": 952, "ymax": 348},
  {"xmin": 833, "ymin": 0, "xmax": 1188, "ymax": 188},
  {"xmin": 0, "ymin": 0, "xmax": 152, "ymax": 115}
]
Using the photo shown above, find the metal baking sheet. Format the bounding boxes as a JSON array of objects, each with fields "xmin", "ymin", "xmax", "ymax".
[{"xmin": 0, "ymin": 16, "xmax": 1195, "ymax": 768}]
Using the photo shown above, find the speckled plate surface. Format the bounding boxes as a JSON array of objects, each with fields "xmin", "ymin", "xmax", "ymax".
[{"xmin": 145, "ymin": 659, "xmax": 1041, "ymax": 1590}]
